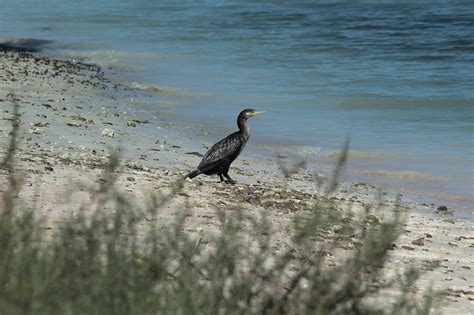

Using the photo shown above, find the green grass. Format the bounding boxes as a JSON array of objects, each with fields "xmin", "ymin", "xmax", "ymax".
[{"xmin": 0, "ymin": 101, "xmax": 435, "ymax": 314}]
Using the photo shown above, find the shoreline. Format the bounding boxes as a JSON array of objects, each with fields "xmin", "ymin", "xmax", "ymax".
[
  {"xmin": 7, "ymin": 36, "xmax": 468, "ymax": 215},
  {"xmin": 42, "ymin": 47, "xmax": 474, "ymax": 216},
  {"xmin": 1, "ymin": 48, "xmax": 473, "ymax": 313}
]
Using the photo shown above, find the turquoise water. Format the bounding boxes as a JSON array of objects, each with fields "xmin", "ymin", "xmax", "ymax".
[{"xmin": 1, "ymin": 0, "xmax": 473, "ymax": 211}]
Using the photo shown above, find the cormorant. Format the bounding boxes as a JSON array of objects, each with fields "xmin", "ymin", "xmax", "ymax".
[{"xmin": 186, "ymin": 109, "xmax": 265, "ymax": 184}]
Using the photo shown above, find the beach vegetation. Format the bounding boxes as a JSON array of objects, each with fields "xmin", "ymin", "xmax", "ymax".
[{"xmin": 0, "ymin": 101, "xmax": 436, "ymax": 314}]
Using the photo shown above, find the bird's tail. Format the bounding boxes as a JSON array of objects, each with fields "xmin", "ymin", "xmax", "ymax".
[{"xmin": 185, "ymin": 169, "xmax": 201, "ymax": 179}]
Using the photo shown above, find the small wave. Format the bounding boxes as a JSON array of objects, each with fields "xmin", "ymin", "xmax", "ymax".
[
  {"xmin": 238, "ymin": 10, "xmax": 307, "ymax": 23},
  {"xmin": 345, "ymin": 23, "xmax": 386, "ymax": 31},
  {"xmin": 358, "ymin": 170, "xmax": 443, "ymax": 183},
  {"xmin": 336, "ymin": 96, "xmax": 473, "ymax": 109},
  {"xmin": 3, "ymin": 37, "xmax": 53, "ymax": 47},
  {"xmin": 0, "ymin": 37, "xmax": 53, "ymax": 52},
  {"xmin": 326, "ymin": 149, "xmax": 399, "ymax": 162},
  {"xmin": 285, "ymin": 145, "xmax": 322, "ymax": 159},
  {"xmin": 127, "ymin": 82, "xmax": 207, "ymax": 99},
  {"xmin": 157, "ymin": 86, "xmax": 209, "ymax": 99},
  {"xmin": 400, "ymin": 55, "xmax": 453, "ymax": 62},
  {"xmin": 257, "ymin": 143, "xmax": 323, "ymax": 160},
  {"xmin": 411, "ymin": 191, "xmax": 474, "ymax": 203},
  {"xmin": 128, "ymin": 82, "xmax": 162, "ymax": 94},
  {"xmin": 48, "ymin": 49, "xmax": 156, "ymax": 71}
]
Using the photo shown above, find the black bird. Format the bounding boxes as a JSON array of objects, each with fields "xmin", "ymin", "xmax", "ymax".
[{"xmin": 186, "ymin": 109, "xmax": 265, "ymax": 184}]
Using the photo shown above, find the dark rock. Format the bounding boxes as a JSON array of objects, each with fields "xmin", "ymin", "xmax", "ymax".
[
  {"xmin": 66, "ymin": 122, "xmax": 81, "ymax": 127},
  {"xmin": 130, "ymin": 119, "xmax": 150, "ymax": 124},
  {"xmin": 33, "ymin": 122, "xmax": 49, "ymax": 127},
  {"xmin": 71, "ymin": 115, "xmax": 87, "ymax": 122},
  {"xmin": 412, "ymin": 237, "xmax": 425, "ymax": 246},
  {"xmin": 437, "ymin": 205, "xmax": 448, "ymax": 211},
  {"xmin": 185, "ymin": 151, "xmax": 203, "ymax": 157}
]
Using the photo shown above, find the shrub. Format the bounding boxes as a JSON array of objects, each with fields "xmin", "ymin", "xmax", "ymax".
[{"xmin": 0, "ymin": 101, "xmax": 434, "ymax": 314}]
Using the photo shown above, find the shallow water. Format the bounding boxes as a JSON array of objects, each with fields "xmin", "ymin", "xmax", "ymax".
[{"xmin": 1, "ymin": 0, "xmax": 473, "ymax": 213}]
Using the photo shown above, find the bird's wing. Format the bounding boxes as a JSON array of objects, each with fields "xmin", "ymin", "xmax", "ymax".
[{"xmin": 198, "ymin": 133, "xmax": 243, "ymax": 168}]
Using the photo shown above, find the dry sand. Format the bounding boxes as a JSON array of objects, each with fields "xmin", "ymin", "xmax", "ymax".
[{"xmin": 0, "ymin": 48, "xmax": 473, "ymax": 314}]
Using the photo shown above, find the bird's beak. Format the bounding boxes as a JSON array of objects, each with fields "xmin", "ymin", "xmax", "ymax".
[{"xmin": 252, "ymin": 110, "xmax": 266, "ymax": 116}]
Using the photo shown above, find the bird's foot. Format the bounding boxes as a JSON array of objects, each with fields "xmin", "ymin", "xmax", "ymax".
[{"xmin": 224, "ymin": 174, "xmax": 236, "ymax": 185}]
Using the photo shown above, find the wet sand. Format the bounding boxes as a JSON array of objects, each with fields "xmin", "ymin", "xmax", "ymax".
[{"xmin": 0, "ymin": 48, "xmax": 473, "ymax": 314}]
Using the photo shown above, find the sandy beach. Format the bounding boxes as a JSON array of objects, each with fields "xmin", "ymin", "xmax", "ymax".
[{"xmin": 1, "ymin": 48, "xmax": 473, "ymax": 313}]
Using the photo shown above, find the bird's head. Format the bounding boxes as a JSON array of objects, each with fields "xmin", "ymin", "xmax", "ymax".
[{"xmin": 240, "ymin": 108, "xmax": 266, "ymax": 120}]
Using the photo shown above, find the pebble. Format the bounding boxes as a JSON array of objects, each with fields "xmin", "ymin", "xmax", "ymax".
[
  {"xmin": 412, "ymin": 237, "xmax": 425, "ymax": 246},
  {"xmin": 101, "ymin": 128, "xmax": 115, "ymax": 138},
  {"xmin": 66, "ymin": 122, "xmax": 81, "ymax": 127},
  {"xmin": 29, "ymin": 127, "xmax": 44, "ymax": 134},
  {"xmin": 32, "ymin": 122, "xmax": 49, "ymax": 127},
  {"xmin": 437, "ymin": 205, "xmax": 448, "ymax": 211},
  {"xmin": 262, "ymin": 191, "xmax": 275, "ymax": 197}
]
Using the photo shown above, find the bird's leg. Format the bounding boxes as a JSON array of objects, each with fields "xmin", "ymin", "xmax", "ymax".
[
  {"xmin": 224, "ymin": 173, "xmax": 236, "ymax": 185},
  {"xmin": 219, "ymin": 173, "xmax": 225, "ymax": 182}
]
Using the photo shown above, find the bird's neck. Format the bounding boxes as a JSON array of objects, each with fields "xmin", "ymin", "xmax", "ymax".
[{"xmin": 237, "ymin": 117, "xmax": 250, "ymax": 135}]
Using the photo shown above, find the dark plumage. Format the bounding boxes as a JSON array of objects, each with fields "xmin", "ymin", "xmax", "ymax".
[{"xmin": 186, "ymin": 108, "xmax": 265, "ymax": 184}]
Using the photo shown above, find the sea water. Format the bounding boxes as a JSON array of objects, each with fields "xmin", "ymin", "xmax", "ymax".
[{"xmin": 1, "ymin": 0, "xmax": 473, "ymax": 214}]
